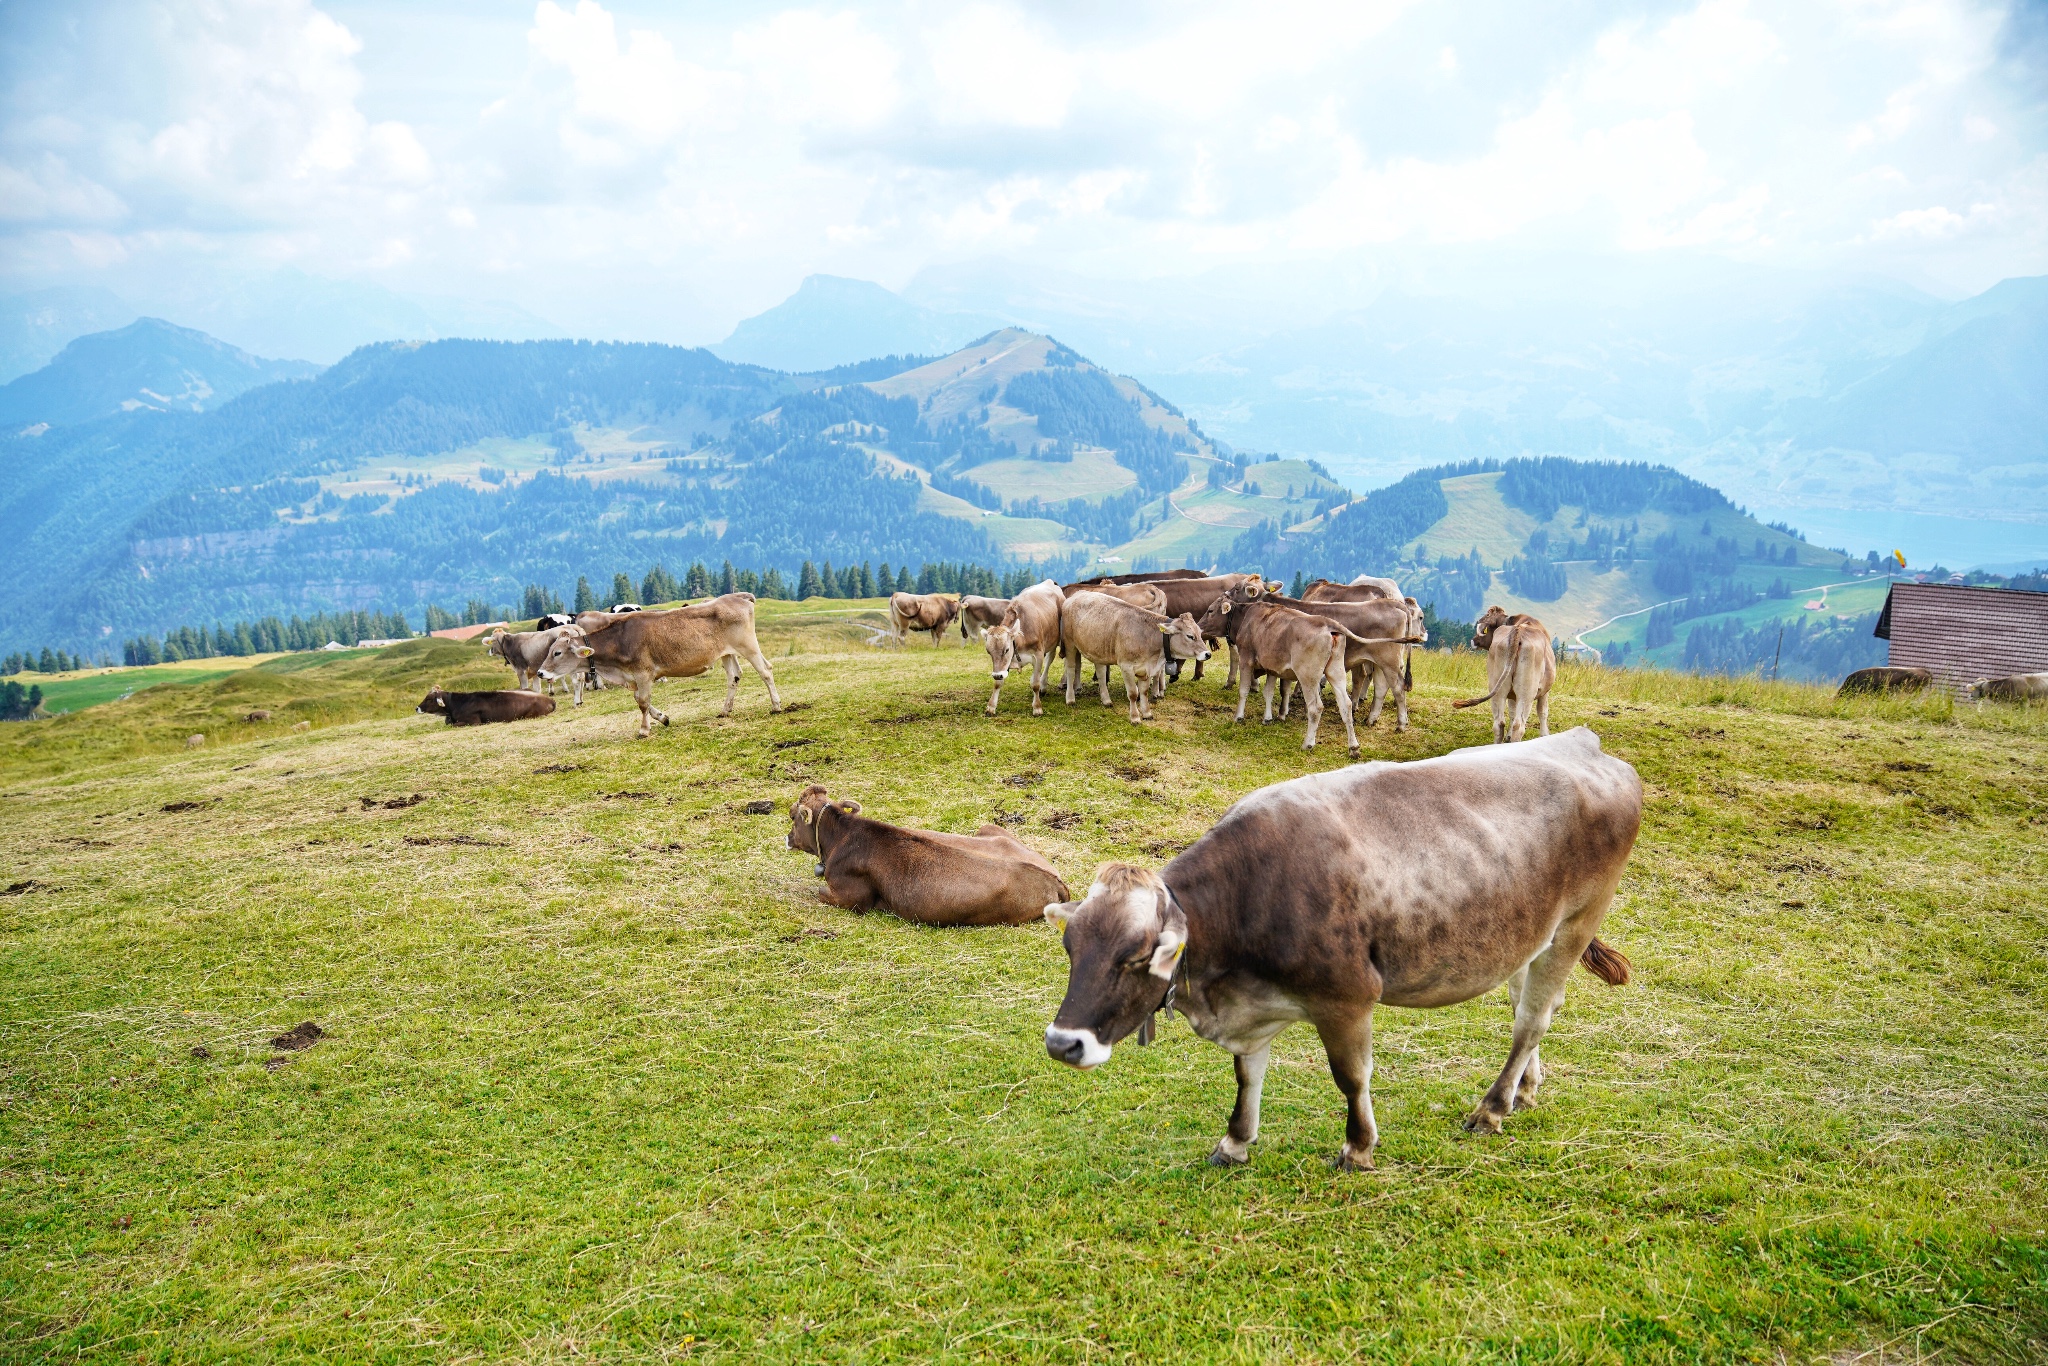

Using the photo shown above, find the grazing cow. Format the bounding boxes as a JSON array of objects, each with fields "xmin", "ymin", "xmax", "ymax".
[
  {"xmin": 1261, "ymin": 589, "xmax": 1424, "ymax": 730},
  {"xmin": 486, "ymin": 626, "xmax": 588, "ymax": 703},
  {"xmin": 1059, "ymin": 592, "xmax": 1210, "ymax": 722},
  {"xmin": 416, "ymin": 686, "xmax": 556, "ymax": 726},
  {"xmin": 536, "ymin": 612, "xmax": 577, "ymax": 630},
  {"xmin": 889, "ymin": 592, "xmax": 961, "ymax": 647},
  {"xmin": 1304, "ymin": 580, "xmax": 1422, "ymax": 696},
  {"xmin": 536, "ymin": 593, "xmax": 781, "ymax": 738},
  {"xmin": 959, "ymin": 595, "xmax": 1011, "ymax": 641},
  {"xmin": 1971, "ymin": 671, "xmax": 2048, "ymax": 702},
  {"xmin": 1041, "ymin": 727, "xmax": 1641, "ymax": 1169},
  {"xmin": 1349, "ymin": 573, "xmax": 1404, "ymax": 598},
  {"xmin": 786, "ymin": 785, "xmax": 1070, "ymax": 926},
  {"xmin": 1196, "ymin": 585, "xmax": 1369, "ymax": 755},
  {"xmin": 1838, "ymin": 666, "xmax": 1933, "ymax": 695},
  {"xmin": 243, "ymin": 709, "xmax": 272, "ymax": 722},
  {"xmin": 1452, "ymin": 607, "xmax": 1556, "ymax": 743},
  {"xmin": 984, "ymin": 580, "xmax": 1063, "ymax": 716}
]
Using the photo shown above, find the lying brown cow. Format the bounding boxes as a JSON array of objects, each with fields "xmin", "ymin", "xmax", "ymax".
[
  {"xmin": 1041, "ymin": 727, "xmax": 1641, "ymax": 1170},
  {"xmin": 1972, "ymin": 671, "xmax": 2048, "ymax": 702},
  {"xmin": 1196, "ymin": 584, "xmax": 1367, "ymax": 755},
  {"xmin": 958, "ymin": 595, "xmax": 1010, "ymax": 640},
  {"xmin": 1838, "ymin": 666, "xmax": 1933, "ymax": 695},
  {"xmin": 786, "ymin": 785, "xmax": 1070, "ymax": 926},
  {"xmin": 890, "ymin": 592, "xmax": 960, "ymax": 646},
  {"xmin": 1452, "ymin": 606, "xmax": 1555, "ymax": 742},
  {"xmin": 1060, "ymin": 592, "xmax": 1210, "ymax": 721},
  {"xmin": 536, "ymin": 593, "xmax": 780, "ymax": 738},
  {"xmin": 984, "ymin": 580, "xmax": 1063, "ymax": 716},
  {"xmin": 416, "ymin": 686, "xmax": 556, "ymax": 726}
]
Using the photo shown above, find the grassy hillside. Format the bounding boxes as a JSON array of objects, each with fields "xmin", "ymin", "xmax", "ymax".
[{"xmin": 4, "ymin": 615, "xmax": 2045, "ymax": 1361}]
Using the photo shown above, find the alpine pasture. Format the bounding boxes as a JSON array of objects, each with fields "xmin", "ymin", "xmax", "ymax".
[{"xmin": 4, "ymin": 599, "xmax": 2045, "ymax": 1362}]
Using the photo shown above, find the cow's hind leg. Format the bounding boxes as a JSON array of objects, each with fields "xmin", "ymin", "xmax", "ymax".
[
  {"xmin": 1536, "ymin": 685, "xmax": 1551, "ymax": 738},
  {"xmin": 1465, "ymin": 940, "xmax": 1579, "ymax": 1134},
  {"xmin": 631, "ymin": 678, "xmax": 664, "ymax": 738},
  {"xmin": 1209, "ymin": 1041, "xmax": 1274, "ymax": 1167},
  {"xmin": 1314, "ymin": 1006, "xmax": 1378, "ymax": 1171},
  {"xmin": 739, "ymin": 641, "xmax": 783, "ymax": 712},
  {"xmin": 719, "ymin": 654, "xmax": 742, "ymax": 717},
  {"xmin": 1504, "ymin": 965, "xmax": 1543, "ymax": 1109}
]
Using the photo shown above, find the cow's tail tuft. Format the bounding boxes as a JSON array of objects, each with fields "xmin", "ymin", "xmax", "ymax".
[
  {"xmin": 1403, "ymin": 650, "xmax": 1413, "ymax": 692},
  {"xmin": 1579, "ymin": 937, "xmax": 1632, "ymax": 986}
]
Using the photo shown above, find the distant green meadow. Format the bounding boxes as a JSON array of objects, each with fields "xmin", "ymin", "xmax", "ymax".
[{"xmin": 3, "ymin": 606, "xmax": 2044, "ymax": 1361}]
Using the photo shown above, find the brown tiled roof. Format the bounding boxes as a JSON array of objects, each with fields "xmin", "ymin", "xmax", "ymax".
[{"xmin": 1875, "ymin": 581, "xmax": 2048, "ymax": 690}]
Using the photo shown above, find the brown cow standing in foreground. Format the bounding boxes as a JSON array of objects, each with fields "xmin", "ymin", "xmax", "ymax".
[
  {"xmin": 1197, "ymin": 585, "xmax": 1368, "ymax": 755},
  {"xmin": 1453, "ymin": 606, "xmax": 1556, "ymax": 743},
  {"xmin": 983, "ymin": 580, "xmax": 1064, "ymax": 716},
  {"xmin": 958, "ymin": 595, "xmax": 1010, "ymax": 640},
  {"xmin": 786, "ymin": 785, "xmax": 1070, "ymax": 926},
  {"xmin": 889, "ymin": 592, "xmax": 960, "ymax": 647},
  {"xmin": 1041, "ymin": 728, "xmax": 1641, "ymax": 1170},
  {"xmin": 1059, "ymin": 592, "xmax": 1210, "ymax": 722},
  {"xmin": 416, "ymin": 687, "xmax": 556, "ymax": 726},
  {"xmin": 536, "ymin": 593, "xmax": 780, "ymax": 738}
]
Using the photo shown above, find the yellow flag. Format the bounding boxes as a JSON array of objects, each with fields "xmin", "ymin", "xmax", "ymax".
[{"xmin": 1892, "ymin": 549, "xmax": 1906, "ymax": 569}]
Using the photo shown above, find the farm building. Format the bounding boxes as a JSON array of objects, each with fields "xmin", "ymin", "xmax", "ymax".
[{"xmin": 1874, "ymin": 581, "xmax": 2048, "ymax": 691}]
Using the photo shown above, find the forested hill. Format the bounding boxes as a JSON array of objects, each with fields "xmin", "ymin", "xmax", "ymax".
[{"xmin": 0, "ymin": 327, "xmax": 1225, "ymax": 656}]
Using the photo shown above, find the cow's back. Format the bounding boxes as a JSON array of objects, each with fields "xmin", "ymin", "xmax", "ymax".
[
  {"xmin": 1005, "ymin": 582, "xmax": 1064, "ymax": 651},
  {"xmin": 1167, "ymin": 728, "xmax": 1640, "ymax": 1005}
]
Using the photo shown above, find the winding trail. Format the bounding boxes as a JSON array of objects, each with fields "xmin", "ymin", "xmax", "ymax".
[{"xmin": 1571, "ymin": 577, "xmax": 1877, "ymax": 663}]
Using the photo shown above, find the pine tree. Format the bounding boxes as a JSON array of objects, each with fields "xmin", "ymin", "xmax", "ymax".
[
  {"xmin": 684, "ymin": 561, "xmax": 712, "ymax": 597},
  {"xmin": 574, "ymin": 576, "xmax": 598, "ymax": 613},
  {"xmin": 234, "ymin": 622, "xmax": 256, "ymax": 655},
  {"xmin": 818, "ymin": 560, "xmax": 839, "ymax": 598},
  {"xmin": 797, "ymin": 561, "xmax": 823, "ymax": 599},
  {"xmin": 719, "ymin": 560, "xmax": 737, "ymax": 595},
  {"xmin": 737, "ymin": 568, "xmax": 761, "ymax": 595},
  {"xmin": 763, "ymin": 568, "xmax": 789, "ymax": 600},
  {"xmin": 610, "ymin": 573, "xmax": 635, "ymax": 607},
  {"xmin": 1290, "ymin": 571, "xmax": 1307, "ymax": 598},
  {"xmin": 857, "ymin": 562, "xmax": 877, "ymax": 598},
  {"xmin": 876, "ymin": 563, "xmax": 893, "ymax": 597},
  {"xmin": 38, "ymin": 647, "xmax": 56, "ymax": 672},
  {"xmin": 917, "ymin": 563, "xmax": 939, "ymax": 594}
]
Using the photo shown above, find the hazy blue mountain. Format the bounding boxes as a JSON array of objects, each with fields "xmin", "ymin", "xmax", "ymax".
[
  {"xmin": 714, "ymin": 275, "xmax": 1002, "ymax": 372},
  {"xmin": 0, "ymin": 319, "xmax": 321, "ymax": 429},
  {"xmin": 0, "ymin": 285, "xmax": 138, "ymax": 383}
]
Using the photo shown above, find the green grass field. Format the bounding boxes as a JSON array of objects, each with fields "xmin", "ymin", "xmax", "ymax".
[
  {"xmin": 4, "ymin": 610, "xmax": 2045, "ymax": 1361},
  {"xmin": 7, "ymin": 657, "xmax": 293, "ymax": 717}
]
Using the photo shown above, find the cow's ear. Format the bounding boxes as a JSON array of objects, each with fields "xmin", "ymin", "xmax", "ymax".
[
  {"xmin": 1158, "ymin": 621, "xmax": 1174, "ymax": 634},
  {"xmin": 574, "ymin": 644, "xmax": 594, "ymax": 658},
  {"xmin": 1219, "ymin": 600, "xmax": 1231, "ymax": 614},
  {"xmin": 1148, "ymin": 930, "xmax": 1186, "ymax": 980},
  {"xmin": 1043, "ymin": 901, "xmax": 1076, "ymax": 931},
  {"xmin": 837, "ymin": 800, "xmax": 861, "ymax": 816},
  {"xmin": 798, "ymin": 805, "xmax": 814, "ymax": 824}
]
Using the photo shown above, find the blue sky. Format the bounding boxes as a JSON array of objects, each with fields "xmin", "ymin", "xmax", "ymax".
[{"xmin": 3, "ymin": 0, "xmax": 2045, "ymax": 343}]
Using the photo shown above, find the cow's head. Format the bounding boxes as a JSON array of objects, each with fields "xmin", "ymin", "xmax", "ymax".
[
  {"xmin": 1970, "ymin": 678, "xmax": 1991, "ymax": 699},
  {"xmin": 1158, "ymin": 612, "xmax": 1210, "ymax": 664},
  {"xmin": 1043, "ymin": 863, "xmax": 1187, "ymax": 1070},
  {"xmin": 787, "ymin": 784, "xmax": 859, "ymax": 856},
  {"xmin": 1472, "ymin": 605, "xmax": 1511, "ymax": 649},
  {"xmin": 984, "ymin": 622, "xmax": 1020, "ymax": 681},
  {"xmin": 535, "ymin": 627, "xmax": 590, "ymax": 680},
  {"xmin": 1196, "ymin": 581, "xmax": 1261, "ymax": 641},
  {"xmin": 416, "ymin": 686, "xmax": 448, "ymax": 715},
  {"xmin": 482, "ymin": 630, "xmax": 507, "ymax": 659}
]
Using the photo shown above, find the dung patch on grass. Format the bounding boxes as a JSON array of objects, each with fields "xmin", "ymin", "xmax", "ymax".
[
  {"xmin": 360, "ymin": 793, "xmax": 426, "ymax": 810},
  {"xmin": 533, "ymin": 763, "xmax": 582, "ymax": 774},
  {"xmin": 160, "ymin": 799, "xmax": 216, "ymax": 813},
  {"xmin": 3, "ymin": 879, "xmax": 43, "ymax": 896},
  {"xmin": 743, "ymin": 800, "xmax": 777, "ymax": 814},
  {"xmin": 270, "ymin": 1021, "xmax": 324, "ymax": 1051},
  {"xmin": 403, "ymin": 835, "xmax": 506, "ymax": 848},
  {"xmin": 1042, "ymin": 810, "xmax": 1084, "ymax": 830},
  {"xmin": 779, "ymin": 928, "xmax": 839, "ymax": 942}
]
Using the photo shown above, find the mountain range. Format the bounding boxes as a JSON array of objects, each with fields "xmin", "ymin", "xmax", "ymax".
[
  {"xmin": 0, "ymin": 314, "xmax": 1892, "ymax": 665},
  {"xmin": 0, "ymin": 318, "xmax": 319, "ymax": 428}
]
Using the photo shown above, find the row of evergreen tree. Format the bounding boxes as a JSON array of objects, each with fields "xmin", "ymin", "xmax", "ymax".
[
  {"xmin": 121, "ymin": 610, "xmax": 419, "ymax": 666},
  {"xmin": 3, "ymin": 647, "xmax": 98, "ymax": 674}
]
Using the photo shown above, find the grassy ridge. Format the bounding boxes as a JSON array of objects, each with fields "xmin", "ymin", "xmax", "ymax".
[{"xmin": 3, "ymin": 620, "xmax": 2045, "ymax": 1361}]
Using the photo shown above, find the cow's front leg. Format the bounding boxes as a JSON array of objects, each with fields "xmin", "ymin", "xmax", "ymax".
[
  {"xmin": 1234, "ymin": 666, "xmax": 1254, "ymax": 723},
  {"xmin": 1314, "ymin": 1007, "xmax": 1378, "ymax": 1171},
  {"xmin": 1098, "ymin": 662, "xmax": 1113, "ymax": 707},
  {"xmin": 1536, "ymin": 687, "xmax": 1551, "ymax": 738},
  {"xmin": 1029, "ymin": 652, "xmax": 1048, "ymax": 717},
  {"xmin": 1300, "ymin": 678, "xmax": 1324, "ymax": 749},
  {"xmin": 720, "ymin": 655, "xmax": 742, "ymax": 717},
  {"xmin": 1328, "ymin": 658, "xmax": 1360, "ymax": 757},
  {"xmin": 1491, "ymin": 690, "xmax": 1507, "ymax": 744},
  {"xmin": 986, "ymin": 678, "xmax": 1005, "ymax": 715},
  {"xmin": 816, "ymin": 871, "xmax": 876, "ymax": 911},
  {"xmin": 1209, "ymin": 1043, "xmax": 1272, "ymax": 1166},
  {"xmin": 1260, "ymin": 675, "xmax": 1278, "ymax": 723},
  {"xmin": 1063, "ymin": 648, "xmax": 1080, "ymax": 705}
]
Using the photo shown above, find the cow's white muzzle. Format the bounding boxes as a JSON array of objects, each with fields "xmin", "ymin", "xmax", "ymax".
[
  {"xmin": 990, "ymin": 669, "xmax": 1008, "ymax": 681},
  {"xmin": 1044, "ymin": 1025, "xmax": 1111, "ymax": 1070}
]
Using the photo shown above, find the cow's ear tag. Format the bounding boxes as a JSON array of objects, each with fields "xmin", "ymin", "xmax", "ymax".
[
  {"xmin": 574, "ymin": 645, "xmax": 594, "ymax": 658},
  {"xmin": 839, "ymin": 800, "xmax": 861, "ymax": 815},
  {"xmin": 1043, "ymin": 902, "xmax": 1072, "ymax": 931},
  {"xmin": 1158, "ymin": 622, "xmax": 1174, "ymax": 634}
]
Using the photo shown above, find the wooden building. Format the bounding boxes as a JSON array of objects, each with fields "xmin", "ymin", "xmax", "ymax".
[{"xmin": 1874, "ymin": 581, "xmax": 2048, "ymax": 692}]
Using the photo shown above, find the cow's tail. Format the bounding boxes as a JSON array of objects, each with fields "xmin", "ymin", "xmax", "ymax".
[
  {"xmin": 1403, "ymin": 650, "xmax": 1413, "ymax": 692},
  {"xmin": 1450, "ymin": 622, "xmax": 1518, "ymax": 709},
  {"xmin": 1579, "ymin": 937, "xmax": 1632, "ymax": 986}
]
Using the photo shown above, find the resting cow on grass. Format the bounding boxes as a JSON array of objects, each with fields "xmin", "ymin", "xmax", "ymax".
[
  {"xmin": 536, "ymin": 593, "xmax": 781, "ymax": 738},
  {"xmin": 1059, "ymin": 592, "xmax": 1210, "ymax": 722},
  {"xmin": 785, "ymin": 785, "xmax": 1070, "ymax": 926},
  {"xmin": 1041, "ymin": 727, "xmax": 1641, "ymax": 1170},
  {"xmin": 1972, "ymin": 672, "xmax": 2048, "ymax": 702},
  {"xmin": 1839, "ymin": 667, "xmax": 1932, "ymax": 695},
  {"xmin": 1452, "ymin": 607, "xmax": 1556, "ymax": 743},
  {"xmin": 416, "ymin": 687, "xmax": 556, "ymax": 726},
  {"xmin": 890, "ymin": 592, "xmax": 961, "ymax": 647},
  {"xmin": 984, "ymin": 580, "xmax": 1063, "ymax": 716}
]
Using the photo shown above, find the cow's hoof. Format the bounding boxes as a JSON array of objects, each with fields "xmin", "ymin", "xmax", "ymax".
[
  {"xmin": 1461, "ymin": 1107, "xmax": 1505, "ymax": 1135},
  {"xmin": 1347, "ymin": 747, "xmax": 1361, "ymax": 759},
  {"xmin": 1334, "ymin": 1144, "xmax": 1375, "ymax": 1172},
  {"xmin": 1206, "ymin": 1141, "xmax": 1250, "ymax": 1168}
]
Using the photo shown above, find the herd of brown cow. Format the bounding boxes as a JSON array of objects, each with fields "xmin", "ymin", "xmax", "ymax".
[{"xmin": 412, "ymin": 572, "xmax": 1616, "ymax": 1172}]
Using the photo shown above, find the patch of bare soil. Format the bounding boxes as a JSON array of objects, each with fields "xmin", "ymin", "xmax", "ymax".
[
  {"xmin": 992, "ymin": 810, "xmax": 1027, "ymax": 826},
  {"xmin": 772, "ymin": 738, "xmax": 813, "ymax": 751},
  {"xmin": 361, "ymin": 793, "xmax": 425, "ymax": 810},
  {"xmin": 1042, "ymin": 810, "xmax": 1084, "ymax": 830},
  {"xmin": 779, "ymin": 928, "xmax": 839, "ymax": 942},
  {"xmin": 743, "ymin": 800, "xmax": 777, "ymax": 814},
  {"xmin": 270, "ymin": 1021, "xmax": 324, "ymax": 1051},
  {"xmin": 160, "ymin": 799, "xmax": 217, "ymax": 813},
  {"xmin": 403, "ymin": 835, "xmax": 506, "ymax": 848},
  {"xmin": 601, "ymin": 791, "xmax": 655, "ymax": 800},
  {"xmin": 3, "ymin": 879, "xmax": 43, "ymax": 896},
  {"xmin": 869, "ymin": 713, "xmax": 924, "ymax": 725},
  {"xmin": 533, "ymin": 763, "xmax": 582, "ymax": 774},
  {"xmin": 1109, "ymin": 761, "xmax": 1159, "ymax": 781}
]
